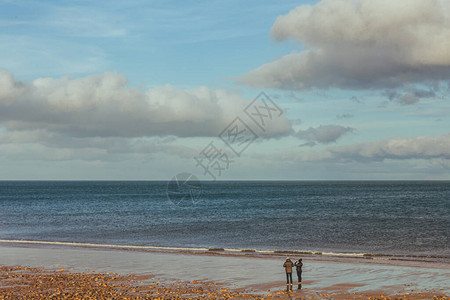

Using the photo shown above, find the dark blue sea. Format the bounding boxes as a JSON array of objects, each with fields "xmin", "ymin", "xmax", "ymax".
[{"xmin": 0, "ymin": 181, "xmax": 449, "ymax": 260}]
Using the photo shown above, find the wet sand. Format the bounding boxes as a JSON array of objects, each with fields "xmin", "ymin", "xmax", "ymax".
[{"xmin": 0, "ymin": 242, "xmax": 449, "ymax": 299}]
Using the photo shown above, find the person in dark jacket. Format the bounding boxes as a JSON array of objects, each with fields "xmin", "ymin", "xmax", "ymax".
[
  {"xmin": 295, "ymin": 258, "xmax": 303, "ymax": 289},
  {"xmin": 283, "ymin": 257, "xmax": 294, "ymax": 287}
]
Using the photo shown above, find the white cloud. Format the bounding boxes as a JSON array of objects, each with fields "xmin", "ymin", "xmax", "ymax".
[
  {"xmin": 295, "ymin": 124, "xmax": 354, "ymax": 144},
  {"xmin": 0, "ymin": 70, "xmax": 292, "ymax": 139},
  {"xmin": 383, "ymin": 87, "xmax": 438, "ymax": 105},
  {"xmin": 274, "ymin": 133, "xmax": 450, "ymax": 163},
  {"xmin": 0, "ymin": 70, "xmax": 24, "ymax": 104},
  {"xmin": 327, "ymin": 133, "xmax": 450, "ymax": 162},
  {"xmin": 239, "ymin": 0, "xmax": 450, "ymax": 93},
  {"xmin": 0, "ymin": 132, "xmax": 199, "ymax": 162}
]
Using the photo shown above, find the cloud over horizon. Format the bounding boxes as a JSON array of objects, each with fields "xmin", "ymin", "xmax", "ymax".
[
  {"xmin": 274, "ymin": 133, "xmax": 450, "ymax": 164},
  {"xmin": 327, "ymin": 133, "xmax": 450, "ymax": 162},
  {"xmin": 0, "ymin": 70, "xmax": 292, "ymax": 139},
  {"xmin": 238, "ymin": 0, "xmax": 450, "ymax": 98},
  {"xmin": 295, "ymin": 124, "xmax": 354, "ymax": 144}
]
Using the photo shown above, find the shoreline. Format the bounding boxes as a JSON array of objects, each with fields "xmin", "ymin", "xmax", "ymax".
[
  {"xmin": 1, "ymin": 242, "xmax": 449, "ymax": 298},
  {"xmin": 1, "ymin": 239, "xmax": 448, "ymax": 267}
]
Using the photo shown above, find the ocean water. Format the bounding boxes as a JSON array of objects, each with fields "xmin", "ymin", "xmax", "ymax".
[{"xmin": 0, "ymin": 181, "xmax": 449, "ymax": 260}]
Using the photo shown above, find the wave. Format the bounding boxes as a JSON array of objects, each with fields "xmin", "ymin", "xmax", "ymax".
[{"xmin": 0, "ymin": 239, "xmax": 447, "ymax": 262}]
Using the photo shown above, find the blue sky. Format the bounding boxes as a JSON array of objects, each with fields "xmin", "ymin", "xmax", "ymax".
[
  {"xmin": 0, "ymin": 0, "xmax": 304, "ymax": 86},
  {"xmin": 0, "ymin": 0, "xmax": 449, "ymax": 180}
]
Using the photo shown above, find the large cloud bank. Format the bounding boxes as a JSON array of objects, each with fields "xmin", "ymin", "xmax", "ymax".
[
  {"xmin": 0, "ymin": 71, "xmax": 291, "ymax": 139},
  {"xmin": 239, "ymin": 0, "xmax": 450, "ymax": 94}
]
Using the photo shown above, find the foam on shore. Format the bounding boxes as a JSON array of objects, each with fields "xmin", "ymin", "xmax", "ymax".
[{"xmin": 1, "ymin": 239, "xmax": 447, "ymax": 263}]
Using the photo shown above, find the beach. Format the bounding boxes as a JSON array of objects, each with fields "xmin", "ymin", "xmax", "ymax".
[
  {"xmin": 1, "ymin": 181, "xmax": 449, "ymax": 298},
  {"xmin": 1, "ymin": 241, "xmax": 449, "ymax": 299}
]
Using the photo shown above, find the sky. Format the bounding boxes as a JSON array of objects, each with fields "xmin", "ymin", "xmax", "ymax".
[{"xmin": 0, "ymin": 0, "xmax": 449, "ymax": 180}]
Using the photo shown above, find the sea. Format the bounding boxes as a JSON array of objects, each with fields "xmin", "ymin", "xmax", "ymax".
[{"xmin": 0, "ymin": 181, "xmax": 449, "ymax": 262}]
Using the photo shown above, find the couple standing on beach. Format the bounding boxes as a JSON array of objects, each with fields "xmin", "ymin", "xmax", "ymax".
[{"xmin": 283, "ymin": 257, "xmax": 303, "ymax": 289}]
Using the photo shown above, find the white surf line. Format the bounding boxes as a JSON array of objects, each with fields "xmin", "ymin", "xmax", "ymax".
[
  {"xmin": 254, "ymin": 250, "xmax": 276, "ymax": 254},
  {"xmin": 0, "ymin": 241, "xmax": 301, "ymax": 256},
  {"xmin": 321, "ymin": 252, "xmax": 367, "ymax": 257},
  {"xmin": 0, "ymin": 239, "xmax": 378, "ymax": 258},
  {"xmin": 0, "ymin": 239, "xmax": 209, "ymax": 252},
  {"xmin": 221, "ymin": 248, "xmax": 275, "ymax": 254},
  {"xmin": 222, "ymin": 248, "xmax": 242, "ymax": 252}
]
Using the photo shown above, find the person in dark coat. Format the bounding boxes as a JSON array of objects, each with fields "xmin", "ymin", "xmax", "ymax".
[
  {"xmin": 294, "ymin": 258, "xmax": 303, "ymax": 289},
  {"xmin": 283, "ymin": 257, "xmax": 294, "ymax": 288}
]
